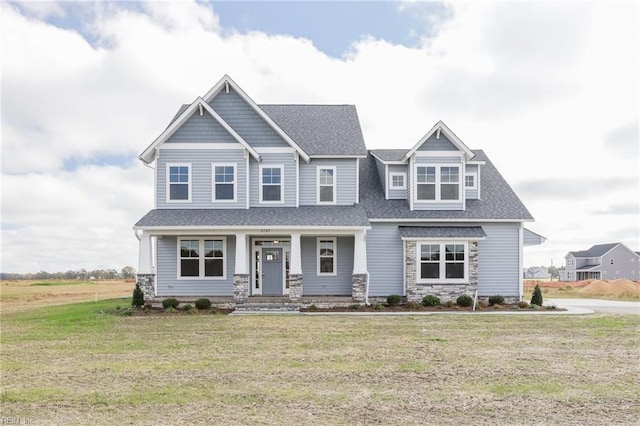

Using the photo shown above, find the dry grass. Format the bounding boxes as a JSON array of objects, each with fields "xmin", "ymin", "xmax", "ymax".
[
  {"xmin": 0, "ymin": 279, "xmax": 134, "ymax": 313},
  {"xmin": 1, "ymin": 299, "xmax": 639, "ymax": 425}
]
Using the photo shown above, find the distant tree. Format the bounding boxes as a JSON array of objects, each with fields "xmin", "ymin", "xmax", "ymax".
[
  {"xmin": 548, "ymin": 265, "xmax": 559, "ymax": 280},
  {"xmin": 121, "ymin": 266, "xmax": 136, "ymax": 279}
]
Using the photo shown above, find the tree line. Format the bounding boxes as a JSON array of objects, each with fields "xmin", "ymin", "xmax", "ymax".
[{"xmin": 0, "ymin": 266, "xmax": 136, "ymax": 281}]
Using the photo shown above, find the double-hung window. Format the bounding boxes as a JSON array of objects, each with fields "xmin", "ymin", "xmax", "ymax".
[
  {"xmin": 178, "ymin": 238, "xmax": 226, "ymax": 279},
  {"xmin": 212, "ymin": 164, "xmax": 236, "ymax": 202},
  {"xmin": 317, "ymin": 166, "xmax": 336, "ymax": 204},
  {"xmin": 317, "ymin": 238, "xmax": 336, "ymax": 275},
  {"xmin": 415, "ymin": 165, "xmax": 461, "ymax": 202},
  {"xmin": 167, "ymin": 163, "xmax": 191, "ymax": 202},
  {"xmin": 418, "ymin": 242, "xmax": 467, "ymax": 282},
  {"xmin": 260, "ymin": 166, "xmax": 283, "ymax": 203}
]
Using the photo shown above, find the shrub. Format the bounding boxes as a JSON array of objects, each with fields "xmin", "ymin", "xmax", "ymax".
[
  {"xmin": 406, "ymin": 301, "xmax": 420, "ymax": 310},
  {"xmin": 421, "ymin": 295, "xmax": 440, "ymax": 307},
  {"xmin": 445, "ymin": 300, "xmax": 456, "ymax": 308},
  {"xmin": 162, "ymin": 298, "xmax": 180, "ymax": 310},
  {"xmin": 132, "ymin": 283, "xmax": 145, "ymax": 308},
  {"xmin": 307, "ymin": 304, "xmax": 318, "ymax": 311},
  {"xmin": 531, "ymin": 285, "xmax": 543, "ymax": 306},
  {"xmin": 349, "ymin": 304, "xmax": 362, "ymax": 310},
  {"xmin": 456, "ymin": 294, "xmax": 473, "ymax": 307},
  {"xmin": 195, "ymin": 298, "xmax": 212, "ymax": 310},
  {"xmin": 373, "ymin": 303, "xmax": 383, "ymax": 311},
  {"xmin": 183, "ymin": 303, "xmax": 195, "ymax": 312},
  {"xmin": 517, "ymin": 301, "xmax": 530, "ymax": 309},
  {"xmin": 488, "ymin": 295, "xmax": 505, "ymax": 306},
  {"xmin": 386, "ymin": 294, "xmax": 402, "ymax": 307}
]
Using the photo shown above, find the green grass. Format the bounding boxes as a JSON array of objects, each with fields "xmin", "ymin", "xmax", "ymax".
[
  {"xmin": 30, "ymin": 281, "xmax": 96, "ymax": 287},
  {"xmin": 1, "ymin": 300, "xmax": 639, "ymax": 424}
]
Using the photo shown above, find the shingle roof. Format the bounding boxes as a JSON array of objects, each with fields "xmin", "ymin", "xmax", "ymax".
[
  {"xmin": 370, "ymin": 149, "xmax": 409, "ymax": 162},
  {"xmin": 259, "ymin": 105, "xmax": 368, "ymax": 156},
  {"xmin": 135, "ymin": 205, "xmax": 370, "ymax": 228},
  {"xmin": 359, "ymin": 150, "xmax": 534, "ymax": 221},
  {"xmin": 569, "ymin": 243, "xmax": 619, "ymax": 258},
  {"xmin": 398, "ymin": 226, "xmax": 487, "ymax": 239}
]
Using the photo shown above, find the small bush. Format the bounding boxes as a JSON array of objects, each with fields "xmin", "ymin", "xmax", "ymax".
[
  {"xmin": 445, "ymin": 300, "xmax": 456, "ymax": 308},
  {"xmin": 307, "ymin": 304, "xmax": 318, "ymax": 311},
  {"xmin": 386, "ymin": 294, "xmax": 402, "ymax": 307},
  {"xmin": 162, "ymin": 298, "xmax": 180, "ymax": 310},
  {"xmin": 183, "ymin": 303, "xmax": 195, "ymax": 312},
  {"xmin": 456, "ymin": 294, "xmax": 473, "ymax": 307},
  {"xmin": 488, "ymin": 295, "xmax": 505, "ymax": 306},
  {"xmin": 421, "ymin": 295, "xmax": 440, "ymax": 307},
  {"xmin": 406, "ymin": 301, "xmax": 421, "ymax": 310},
  {"xmin": 349, "ymin": 304, "xmax": 362, "ymax": 310},
  {"xmin": 132, "ymin": 283, "xmax": 145, "ymax": 308},
  {"xmin": 517, "ymin": 301, "xmax": 530, "ymax": 309},
  {"xmin": 373, "ymin": 303, "xmax": 383, "ymax": 311},
  {"xmin": 531, "ymin": 285, "xmax": 543, "ymax": 306},
  {"xmin": 195, "ymin": 298, "xmax": 212, "ymax": 310}
]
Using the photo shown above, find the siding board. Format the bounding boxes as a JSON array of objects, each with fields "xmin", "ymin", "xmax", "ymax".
[
  {"xmin": 249, "ymin": 152, "xmax": 297, "ymax": 207},
  {"xmin": 299, "ymin": 159, "xmax": 358, "ymax": 205},
  {"xmin": 301, "ymin": 236, "xmax": 354, "ymax": 295}
]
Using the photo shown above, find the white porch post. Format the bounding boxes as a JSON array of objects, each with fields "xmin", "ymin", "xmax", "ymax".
[
  {"xmin": 290, "ymin": 233, "xmax": 302, "ymax": 275},
  {"xmin": 137, "ymin": 232, "xmax": 154, "ymax": 274},
  {"xmin": 353, "ymin": 230, "xmax": 368, "ymax": 274},
  {"xmin": 234, "ymin": 233, "xmax": 248, "ymax": 274}
]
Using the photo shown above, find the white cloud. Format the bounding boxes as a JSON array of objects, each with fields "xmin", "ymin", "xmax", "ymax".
[{"xmin": 1, "ymin": 0, "xmax": 638, "ymax": 272}]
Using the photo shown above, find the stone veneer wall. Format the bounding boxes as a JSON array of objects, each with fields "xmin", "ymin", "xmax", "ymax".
[
  {"xmin": 136, "ymin": 274, "xmax": 156, "ymax": 302},
  {"xmin": 233, "ymin": 274, "xmax": 249, "ymax": 303},
  {"xmin": 352, "ymin": 274, "xmax": 367, "ymax": 303},
  {"xmin": 288, "ymin": 274, "xmax": 303, "ymax": 302},
  {"xmin": 405, "ymin": 241, "xmax": 479, "ymax": 302}
]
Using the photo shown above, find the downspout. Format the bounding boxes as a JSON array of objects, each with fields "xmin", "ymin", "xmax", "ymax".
[{"xmin": 518, "ymin": 223, "xmax": 524, "ymax": 301}]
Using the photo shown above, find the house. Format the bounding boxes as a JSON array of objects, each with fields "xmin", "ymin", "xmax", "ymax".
[
  {"xmin": 523, "ymin": 266, "xmax": 551, "ymax": 280},
  {"xmin": 560, "ymin": 243, "xmax": 640, "ymax": 281},
  {"xmin": 133, "ymin": 75, "xmax": 544, "ymax": 307}
]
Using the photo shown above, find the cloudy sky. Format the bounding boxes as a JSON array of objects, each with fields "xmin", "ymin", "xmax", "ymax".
[{"xmin": 1, "ymin": 0, "xmax": 638, "ymax": 274}]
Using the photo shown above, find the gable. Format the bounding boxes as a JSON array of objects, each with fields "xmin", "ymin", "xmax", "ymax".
[
  {"xmin": 209, "ymin": 87, "xmax": 290, "ymax": 148},
  {"xmin": 166, "ymin": 108, "xmax": 238, "ymax": 144},
  {"xmin": 417, "ymin": 132, "xmax": 458, "ymax": 151},
  {"xmin": 404, "ymin": 121, "xmax": 474, "ymax": 161}
]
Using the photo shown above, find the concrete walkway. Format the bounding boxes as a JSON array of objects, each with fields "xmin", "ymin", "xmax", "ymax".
[{"xmin": 546, "ymin": 298, "xmax": 640, "ymax": 315}]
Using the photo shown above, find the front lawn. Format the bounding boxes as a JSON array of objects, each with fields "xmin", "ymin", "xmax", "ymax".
[{"xmin": 1, "ymin": 299, "xmax": 638, "ymax": 424}]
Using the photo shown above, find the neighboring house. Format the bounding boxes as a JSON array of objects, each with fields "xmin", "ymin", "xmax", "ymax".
[
  {"xmin": 133, "ymin": 75, "xmax": 544, "ymax": 306},
  {"xmin": 523, "ymin": 267, "xmax": 551, "ymax": 280},
  {"xmin": 561, "ymin": 243, "xmax": 640, "ymax": 281}
]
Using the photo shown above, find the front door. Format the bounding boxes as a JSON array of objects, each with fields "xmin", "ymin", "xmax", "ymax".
[{"xmin": 262, "ymin": 248, "xmax": 283, "ymax": 295}]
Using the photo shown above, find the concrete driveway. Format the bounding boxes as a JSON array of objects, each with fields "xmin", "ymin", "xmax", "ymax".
[{"xmin": 546, "ymin": 298, "xmax": 640, "ymax": 315}]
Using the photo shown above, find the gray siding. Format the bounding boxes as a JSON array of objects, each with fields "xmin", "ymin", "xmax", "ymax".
[
  {"xmin": 417, "ymin": 133, "xmax": 458, "ymax": 151},
  {"xmin": 156, "ymin": 236, "xmax": 236, "ymax": 296},
  {"xmin": 373, "ymin": 157, "xmax": 387, "ymax": 196},
  {"xmin": 301, "ymin": 236, "xmax": 354, "ymax": 295},
  {"xmin": 367, "ymin": 223, "xmax": 405, "ymax": 296},
  {"xmin": 157, "ymin": 149, "xmax": 247, "ymax": 209},
  {"xmin": 249, "ymin": 152, "xmax": 297, "ymax": 207},
  {"xmin": 209, "ymin": 88, "xmax": 289, "ymax": 148},
  {"xmin": 387, "ymin": 165, "xmax": 408, "ymax": 200},
  {"xmin": 601, "ymin": 245, "xmax": 639, "ymax": 280},
  {"xmin": 414, "ymin": 156, "xmax": 461, "ymax": 163},
  {"xmin": 465, "ymin": 164, "xmax": 479, "ymax": 200},
  {"xmin": 299, "ymin": 159, "xmax": 358, "ymax": 205},
  {"xmin": 477, "ymin": 223, "xmax": 520, "ymax": 296},
  {"xmin": 166, "ymin": 111, "xmax": 237, "ymax": 143}
]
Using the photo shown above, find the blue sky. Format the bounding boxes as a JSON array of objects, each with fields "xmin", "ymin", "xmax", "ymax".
[{"xmin": 1, "ymin": 1, "xmax": 638, "ymax": 273}]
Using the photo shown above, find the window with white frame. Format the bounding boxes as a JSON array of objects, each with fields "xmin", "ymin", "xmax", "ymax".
[
  {"xmin": 260, "ymin": 166, "xmax": 283, "ymax": 203},
  {"xmin": 167, "ymin": 164, "xmax": 191, "ymax": 202},
  {"xmin": 415, "ymin": 165, "xmax": 461, "ymax": 202},
  {"xmin": 465, "ymin": 174, "xmax": 476, "ymax": 189},
  {"xmin": 317, "ymin": 238, "xmax": 336, "ymax": 275},
  {"xmin": 317, "ymin": 167, "xmax": 336, "ymax": 204},
  {"xmin": 212, "ymin": 164, "xmax": 236, "ymax": 202},
  {"xmin": 390, "ymin": 172, "xmax": 406, "ymax": 190},
  {"xmin": 418, "ymin": 242, "xmax": 467, "ymax": 282},
  {"xmin": 178, "ymin": 238, "xmax": 226, "ymax": 279}
]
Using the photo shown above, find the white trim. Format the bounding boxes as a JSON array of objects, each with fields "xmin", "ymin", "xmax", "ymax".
[
  {"xmin": 295, "ymin": 152, "xmax": 300, "ymax": 208},
  {"xmin": 403, "ymin": 121, "xmax": 475, "ymax": 162},
  {"xmin": 212, "ymin": 163, "xmax": 237, "ymax": 203},
  {"xmin": 134, "ymin": 226, "xmax": 372, "ymax": 234},
  {"xmin": 317, "ymin": 166, "xmax": 337, "ymax": 205},
  {"xmin": 310, "ymin": 155, "xmax": 368, "ymax": 159},
  {"xmin": 245, "ymin": 150, "xmax": 250, "ymax": 209},
  {"xmin": 259, "ymin": 164, "xmax": 285, "ymax": 204},
  {"xmin": 413, "ymin": 163, "xmax": 462, "ymax": 204},
  {"xmin": 401, "ymin": 236, "xmax": 486, "ymax": 242},
  {"xmin": 518, "ymin": 224, "xmax": 524, "ymax": 300},
  {"xmin": 384, "ymin": 164, "xmax": 389, "ymax": 200},
  {"xmin": 416, "ymin": 241, "xmax": 469, "ymax": 284},
  {"xmin": 355, "ymin": 158, "xmax": 360, "ymax": 204},
  {"xmin": 165, "ymin": 163, "xmax": 192, "ymax": 203},
  {"xmin": 467, "ymin": 160, "xmax": 486, "ymax": 165},
  {"xmin": 389, "ymin": 172, "xmax": 407, "ymax": 190},
  {"xmin": 177, "ymin": 237, "xmax": 227, "ymax": 280},
  {"xmin": 317, "ymin": 237, "xmax": 337, "ymax": 276},
  {"xmin": 160, "ymin": 143, "xmax": 242, "ymax": 150},
  {"xmin": 413, "ymin": 151, "xmax": 465, "ymax": 159}
]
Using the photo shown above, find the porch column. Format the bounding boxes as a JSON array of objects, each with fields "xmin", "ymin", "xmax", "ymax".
[
  {"xmin": 233, "ymin": 233, "xmax": 249, "ymax": 303},
  {"xmin": 352, "ymin": 230, "xmax": 368, "ymax": 303},
  {"xmin": 135, "ymin": 231, "xmax": 155, "ymax": 302},
  {"xmin": 289, "ymin": 233, "xmax": 303, "ymax": 302}
]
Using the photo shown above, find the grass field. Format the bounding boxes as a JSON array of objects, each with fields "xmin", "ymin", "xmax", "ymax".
[{"xmin": 1, "ymin": 298, "xmax": 639, "ymax": 425}]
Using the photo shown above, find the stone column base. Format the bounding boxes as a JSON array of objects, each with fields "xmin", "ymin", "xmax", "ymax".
[
  {"xmin": 136, "ymin": 274, "xmax": 156, "ymax": 302},
  {"xmin": 288, "ymin": 274, "xmax": 303, "ymax": 302},
  {"xmin": 233, "ymin": 274, "xmax": 250, "ymax": 304},
  {"xmin": 352, "ymin": 273, "xmax": 367, "ymax": 303}
]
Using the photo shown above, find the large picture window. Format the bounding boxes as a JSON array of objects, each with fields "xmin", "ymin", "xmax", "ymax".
[
  {"xmin": 317, "ymin": 166, "xmax": 336, "ymax": 204},
  {"xmin": 167, "ymin": 163, "xmax": 191, "ymax": 202},
  {"xmin": 418, "ymin": 242, "xmax": 467, "ymax": 282},
  {"xmin": 415, "ymin": 165, "xmax": 461, "ymax": 202},
  {"xmin": 213, "ymin": 164, "xmax": 236, "ymax": 202},
  {"xmin": 317, "ymin": 238, "xmax": 336, "ymax": 275},
  {"xmin": 260, "ymin": 166, "xmax": 283, "ymax": 203},
  {"xmin": 178, "ymin": 238, "xmax": 226, "ymax": 279}
]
